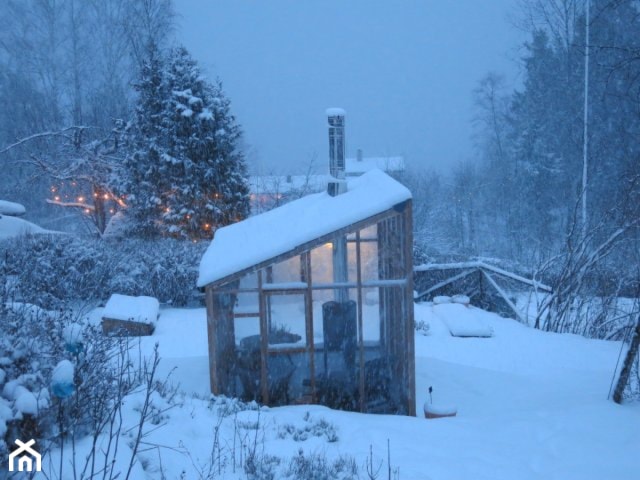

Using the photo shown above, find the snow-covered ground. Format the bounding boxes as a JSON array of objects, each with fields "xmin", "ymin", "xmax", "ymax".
[{"xmin": 53, "ymin": 302, "xmax": 639, "ymax": 479}]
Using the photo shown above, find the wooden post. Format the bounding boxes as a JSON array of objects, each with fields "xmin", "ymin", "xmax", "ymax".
[
  {"xmin": 403, "ymin": 201, "xmax": 416, "ymax": 416},
  {"xmin": 356, "ymin": 230, "xmax": 365, "ymax": 412},
  {"xmin": 205, "ymin": 286, "xmax": 219, "ymax": 394},
  {"xmin": 303, "ymin": 252, "xmax": 316, "ymax": 403},
  {"xmin": 206, "ymin": 283, "xmax": 237, "ymax": 396},
  {"xmin": 258, "ymin": 270, "xmax": 269, "ymax": 404}
]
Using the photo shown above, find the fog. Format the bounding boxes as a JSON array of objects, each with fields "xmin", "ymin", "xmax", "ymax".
[{"xmin": 176, "ymin": 0, "xmax": 524, "ymax": 173}]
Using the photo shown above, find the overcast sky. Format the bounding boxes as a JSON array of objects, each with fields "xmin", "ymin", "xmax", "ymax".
[{"xmin": 175, "ymin": 1, "xmax": 524, "ymax": 174}]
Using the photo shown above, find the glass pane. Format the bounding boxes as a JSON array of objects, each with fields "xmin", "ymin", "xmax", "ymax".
[
  {"xmin": 239, "ymin": 271, "xmax": 258, "ymax": 289},
  {"xmin": 236, "ymin": 291, "xmax": 259, "ymax": 313},
  {"xmin": 266, "ymin": 256, "xmax": 302, "ymax": 284},
  {"xmin": 235, "ymin": 297, "xmax": 261, "ymax": 402},
  {"xmin": 311, "ymin": 243, "xmax": 333, "ymax": 285},
  {"xmin": 265, "ymin": 293, "xmax": 309, "ymax": 406},
  {"xmin": 359, "ymin": 234, "xmax": 379, "ymax": 282},
  {"xmin": 267, "ymin": 351, "xmax": 310, "ymax": 406},
  {"xmin": 234, "ymin": 316, "xmax": 260, "ymax": 346},
  {"xmin": 312, "ymin": 288, "xmax": 360, "ymax": 411},
  {"xmin": 347, "ymin": 240, "xmax": 357, "ymax": 283},
  {"xmin": 377, "ymin": 216, "xmax": 405, "ymax": 280},
  {"xmin": 361, "ymin": 287, "xmax": 381, "ymax": 346},
  {"xmin": 361, "ymin": 285, "xmax": 385, "ymax": 413},
  {"xmin": 364, "ymin": 285, "xmax": 406, "ymax": 414},
  {"xmin": 266, "ymin": 293, "xmax": 306, "ymax": 348},
  {"xmin": 360, "ymin": 224, "xmax": 377, "ymax": 240}
]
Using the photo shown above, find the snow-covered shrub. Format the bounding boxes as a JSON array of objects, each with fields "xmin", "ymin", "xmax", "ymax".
[
  {"xmin": 3, "ymin": 235, "xmax": 111, "ymax": 308},
  {"xmin": 0, "ymin": 289, "xmax": 173, "ymax": 478},
  {"xmin": 285, "ymin": 450, "xmax": 358, "ymax": 480},
  {"xmin": 277, "ymin": 412, "xmax": 339, "ymax": 443},
  {"xmin": 0, "ymin": 301, "xmax": 68, "ymax": 464},
  {"xmin": 2, "ymin": 235, "xmax": 206, "ymax": 307},
  {"xmin": 245, "ymin": 453, "xmax": 281, "ymax": 480},
  {"xmin": 415, "ymin": 319, "xmax": 431, "ymax": 336}
]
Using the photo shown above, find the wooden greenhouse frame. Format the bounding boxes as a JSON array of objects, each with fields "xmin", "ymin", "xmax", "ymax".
[{"xmin": 200, "ymin": 191, "xmax": 416, "ymax": 416}]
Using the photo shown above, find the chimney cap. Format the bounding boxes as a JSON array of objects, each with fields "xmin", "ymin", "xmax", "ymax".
[{"xmin": 326, "ymin": 107, "xmax": 346, "ymax": 117}]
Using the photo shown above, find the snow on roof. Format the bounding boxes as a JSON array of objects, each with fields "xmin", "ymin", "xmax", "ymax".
[
  {"xmin": 198, "ymin": 169, "xmax": 411, "ymax": 287},
  {"xmin": 0, "ymin": 214, "xmax": 59, "ymax": 240},
  {"xmin": 102, "ymin": 294, "xmax": 160, "ymax": 325},
  {"xmin": 0, "ymin": 200, "xmax": 26, "ymax": 216},
  {"xmin": 249, "ymin": 174, "xmax": 329, "ymax": 196},
  {"xmin": 345, "ymin": 156, "xmax": 404, "ymax": 175},
  {"xmin": 249, "ymin": 156, "xmax": 404, "ymax": 196},
  {"xmin": 326, "ymin": 107, "xmax": 346, "ymax": 116}
]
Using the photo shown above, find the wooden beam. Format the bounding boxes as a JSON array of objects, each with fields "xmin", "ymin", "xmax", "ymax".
[
  {"xmin": 222, "ymin": 279, "xmax": 406, "ymax": 295},
  {"xmin": 414, "ymin": 261, "xmax": 552, "ymax": 293},
  {"xmin": 482, "ymin": 270, "xmax": 528, "ymax": 324},
  {"xmin": 414, "ymin": 268, "xmax": 478, "ymax": 301}
]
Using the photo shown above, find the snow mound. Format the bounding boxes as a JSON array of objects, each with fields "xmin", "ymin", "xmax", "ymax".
[
  {"xmin": 432, "ymin": 303, "xmax": 494, "ymax": 337},
  {"xmin": 433, "ymin": 295, "xmax": 451, "ymax": 304},
  {"xmin": 15, "ymin": 387, "xmax": 39, "ymax": 415},
  {"xmin": 103, "ymin": 294, "xmax": 159, "ymax": 325},
  {"xmin": 51, "ymin": 360, "xmax": 75, "ymax": 398},
  {"xmin": 423, "ymin": 402, "xmax": 457, "ymax": 417},
  {"xmin": 0, "ymin": 200, "xmax": 26, "ymax": 216},
  {"xmin": 451, "ymin": 294, "xmax": 470, "ymax": 305},
  {"xmin": 0, "ymin": 214, "xmax": 59, "ymax": 239}
]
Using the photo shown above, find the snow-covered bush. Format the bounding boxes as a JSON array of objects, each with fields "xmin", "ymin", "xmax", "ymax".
[
  {"xmin": 0, "ymin": 301, "xmax": 67, "ymax": 465},
  {"xmin": 277, "ymin": 412, "xmax": 339, "ymax": 443},
  {"xmin": 285, "ymin": 450, "xmax": 358, "ymax": 480},
  {"xmin": 0, "ymin": 285, "xmax": 173, "ymax": 476},
  {"xmin": 2, "ymin": 235, "xmax": 206, "ymax": 307}
]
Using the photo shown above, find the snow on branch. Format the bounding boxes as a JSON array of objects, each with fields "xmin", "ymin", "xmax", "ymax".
[
  {"xmin": 46, "ymin": 199, "xmax": 95, "ymax": 211},
  {"xmin": 0, "ymin": 126, "xmax": 96, "ymax": 155}
]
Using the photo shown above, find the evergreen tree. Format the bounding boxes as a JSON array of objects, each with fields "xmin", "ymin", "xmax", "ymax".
[
  {"xmin": 119, "ymin": 44, "xmax": 250, "ymax": 239},
  {"xmin": 116, "ymin": 41, "xmax": 169, "ymax": 236}
]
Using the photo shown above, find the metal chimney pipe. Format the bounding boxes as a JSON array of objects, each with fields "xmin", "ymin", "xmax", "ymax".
[{"xmin": 326, "ymin": 108, "xmax": 347, "ymax": 196}]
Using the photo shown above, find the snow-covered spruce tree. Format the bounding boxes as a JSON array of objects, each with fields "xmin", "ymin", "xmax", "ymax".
[
  {"xmin": 119, "ymin": 44, "xmax": 250, "ymax": 239},
  {"xmin": 114, "ymin": 41, "xmax": 170, "ymax": 237}
]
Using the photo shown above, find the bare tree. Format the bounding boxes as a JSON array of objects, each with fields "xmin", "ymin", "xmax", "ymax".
[{"xmin": 1, "ymin": 125, "xmax": 126, "ymax": 235}]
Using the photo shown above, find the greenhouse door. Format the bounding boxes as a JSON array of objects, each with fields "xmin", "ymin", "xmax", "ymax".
[{"xmin": 262, "ymin": 290, "xmax": 313, "ymax": 406}]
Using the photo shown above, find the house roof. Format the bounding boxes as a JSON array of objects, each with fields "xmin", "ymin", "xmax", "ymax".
[
  {"xmin": 198, "ymin": 169, "xmax": 411, "ymax": 288},
  {"xmin": 249, "ymin": 174, "xmax": 327, "ymax": 196},
  {"xmin": 345, "ymin": 156, "xmax": 404, "ymax": 175},
  {"xmin": 248, "ymin": 156, "xmax": 405, "ymax": 196}
]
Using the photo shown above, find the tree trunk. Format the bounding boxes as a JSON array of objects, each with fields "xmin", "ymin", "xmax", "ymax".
[{"xmin": 613, "ymin": 316, "xmax": 640, "ymax": 404}]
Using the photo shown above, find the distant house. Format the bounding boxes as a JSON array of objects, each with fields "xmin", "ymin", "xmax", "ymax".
[
  {"xmin": 345, "ymin": 150, "xmax": 405, "ymax": 177},
  {"xmin": 249, "ymin": 151, "xmax": 405, "ymax": 213}
]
